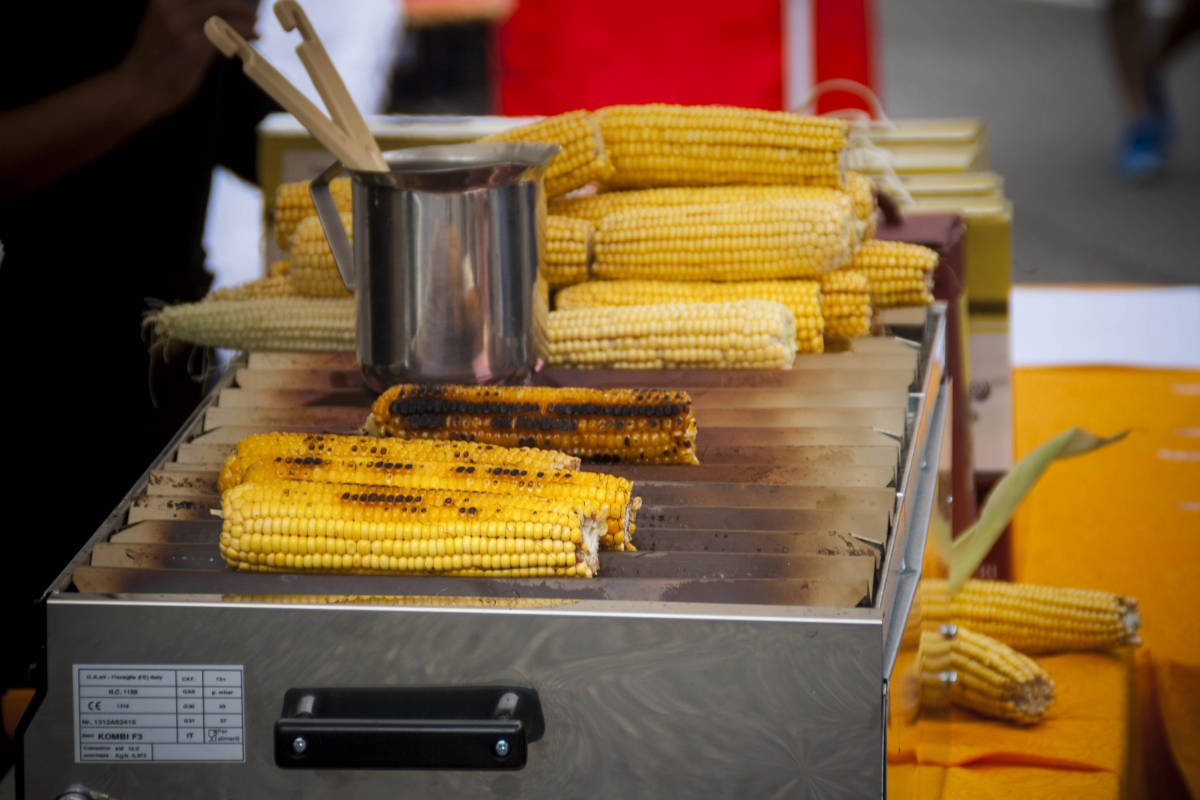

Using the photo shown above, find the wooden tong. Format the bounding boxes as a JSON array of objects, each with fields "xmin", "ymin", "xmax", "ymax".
[{"xmin": 204, "ymin": 4, "xmax": 388, "ymax": 172}]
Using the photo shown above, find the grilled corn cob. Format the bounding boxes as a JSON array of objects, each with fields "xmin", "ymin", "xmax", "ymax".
[
  {"xmin": 219, "ymin": 432, "xmax": 581, "ymax": 494},
  {"xmin": 592, "ymin": 200, "xmax": 854, "ymax": 282},
  {"xmin": 145, "ymin": 296, "xmax": 355, "ymax": 352},
  {"xmin": 595, "ymin": 104, "xmax": 848, "ymax": 189},
  {"xmin": 370, "ymin": 383, "xmax": 700, "ymax": 465},
  {"xmin": 238, "ymin": 457, "xmax": 639, "ymax": 551},
  {"xmin": 479, "ymin": 110, "xmax": 613, "ymax": 197},
  {"xmin": 917, "ymin": 624, "xmax": 1055, "ymax": 724},
  {"xmin": 219, "ymin": 479, "xmax": 601, "ymax": 577},
  {"xmin": 819, "ymin": 268, "xmax": 873, "ymax": 339},
  {"xmin": 290, "ymin": 213, "xmax": 352, "ymax": 298},
  {"xmin": 274, "ymin": 177, "xmax": 351, "ymax": 250},
  {"xmin": 918, "ymin": 578, "xmax": 1142, "ymax": 654},
  {"xmin": 547, "ymin": 300, "xmax": 797, "ymax": 370},
  {"xmin": 554, "ymin": 279, "xmax": 824, "ymax": 354},
  {"xmin": 850, "ymin": 240, "xmax": 938, "ymax": 308}
]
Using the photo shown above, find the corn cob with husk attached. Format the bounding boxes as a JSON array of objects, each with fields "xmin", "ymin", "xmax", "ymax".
[
  {"xmin": 819, "ymin": 268, "xmax": 873, "ymax": 339},
  {"xmin": 554, "ymin": 280, "xmax": 824, "ymax": 355},
  {"xmin": 478, "ymin": 110, "xmax": 613, "ymax": 197},
  {"xmin": 219, "ymin": 432, "xmax": 581, "ymax": 494},
  {"xmin": 918, "ymin": 578, "xmax": 1142, "ymax": 654},
  {"xmin": 850, "ymin": 240, "xmax": 938, "ymax": 308},
  {"xmin": 236, "ymin": 457, "xmax": 639, "ymax": 551},
  {"xmin": 592, "ymin": 199, "xmax": 855, "ymax": 282},
  {"xmin": 595, "ymin": 104, "xmax": 849, "ymax": 189},
  {"xmin": 547, "ymin": 300, "xmax": 798, "ymax": 371},
  {"xmin": 274, "ymin": 176, "xmax": 351, "ymax": 250},
  {"xmin": 219, "ymin": 479, "xmax": 602, "ymax": 577},
  {"xmin": 145, "ymin": 296, "xmax": 355, "ymax": 352},
  {"xmin": 370, "ymin": 383, "xmax": 700, "ymax": 465},
  {"xmin": 916, "ymin": 624, "xmax": 1055, "ymax": 724}
]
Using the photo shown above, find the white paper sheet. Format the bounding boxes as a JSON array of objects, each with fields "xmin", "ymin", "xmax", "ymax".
[{"xmin": 1010, "ymin": 285, "xmax": 1200, "ymax": 369}]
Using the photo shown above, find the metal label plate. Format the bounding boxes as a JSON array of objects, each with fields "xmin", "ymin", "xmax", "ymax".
[{"xmin": 72, "ymin": 663, "xmax": 245, "ymax": 763}]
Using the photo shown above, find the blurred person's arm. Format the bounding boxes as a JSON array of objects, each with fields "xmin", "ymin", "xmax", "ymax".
[{"xmin": 0, "ymin": 0, "xmax": 258, "ymax": 204}]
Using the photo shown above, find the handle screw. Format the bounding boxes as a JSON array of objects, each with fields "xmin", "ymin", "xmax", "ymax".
[
  {"xmin": 494, "ymin": 738, "xmax": 510, "ymax": 758},
  {"xmin": 292, "ymin": 736, "xmax": 308, "ymax": 755}
]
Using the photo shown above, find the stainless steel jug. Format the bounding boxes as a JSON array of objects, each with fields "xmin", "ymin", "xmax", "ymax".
[{"xmin": 310, "ymin": 142, "xmax": 560, "ymax": 390}]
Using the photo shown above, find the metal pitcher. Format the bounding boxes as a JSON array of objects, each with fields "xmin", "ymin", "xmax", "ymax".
[{"xmin": 310, "ymin": 142, "xmax": 560, "ymax": 390}]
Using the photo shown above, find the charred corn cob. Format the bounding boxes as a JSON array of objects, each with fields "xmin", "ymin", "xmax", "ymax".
[
  {"xmin": 238, "ymin": 457, "xmax": 639, "ymax": 551},
  {"xmin": 554, "ymin": 279, "xmax": 824, "ymax": 354},
  {"xmin": 596, "ymin": 104, "xmax": 849, "ymax": 189},
  {"xmin": 290, "ymin": 213, "xmax": 352, "ymax": 298},
  {"xmin": 145, "ymin": 296, "xmax": 355, "ymax": 352},
  {"xmin": 917, "ymin": 624, "xmax": 1055, "ymax": 724},
  {"xmin": 918, "ymin": 579, "xmax": 1142, "ymax": 654},
  {"xmin": 850, "ymin": 240, "xmax": 938, "ymax": 308},
  {"xmin": 592, "ymin": 200, "xmax": 854, "ymax": 282},
  {"xmin": 370, "ymin": 383, "xmax": 700, "ymax": 465},
  {"xmin": 274, "ymin": 177, "xmax": 351, "ymax": 250},
  {"xmin": 219, "ymin": 479, "xmax": 601, "ymax": 577},
  {"xmin": 819, "ymin": 268, "xmax": 873, "ymax": 339},
  {"xmin": 479, "ymin": 110, "xmax": 613, "ymax": 197},
  {"xmin": 543, "ymin": 215, "xmax": 594, "ymax": 289},
  {"xmin": 219, "ymin": 432, "xmax": 581, "ymax": 494},
  {"xmin": 547, "ymin": 300, "xmax": 797, "ymax": 370}
]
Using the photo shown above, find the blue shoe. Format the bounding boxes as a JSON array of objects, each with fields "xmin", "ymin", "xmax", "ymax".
[{"xmin": 1118, "ymin": 114, "xmax": 1170, "ymax": 181}]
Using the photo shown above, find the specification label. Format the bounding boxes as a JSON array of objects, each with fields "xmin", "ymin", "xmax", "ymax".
[{"xmin": 73, "ymin": 664, "xmax": 245, "ymax": 762}]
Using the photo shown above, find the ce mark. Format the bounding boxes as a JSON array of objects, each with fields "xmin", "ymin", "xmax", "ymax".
[{"xmin": 86, "ymin": 700, "xmax": 102, "ymax": 711}]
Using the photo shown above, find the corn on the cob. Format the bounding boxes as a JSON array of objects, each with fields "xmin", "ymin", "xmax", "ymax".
[
  {"xmin": 592, "ymin": 200, "xmax": 854, "ymax": 282},
  {"xmin": 370, "ymin": 383, "xmax": 700, "ymax": 465},
  {"xmin": 145, "ymin": 296, "xmax": 355, "ymax": 352},
  {"xmin": 554, "ymin": 279, "xmax": 824, "ymax": 354},
  {"xmin": 548, "ymin": 300, "xmax": 797, "ymax": 371},
  {"xmin": 479, "ymin": 110, "xmax": 613, "ymax": 197},
  {"xmin": 237, "ymin": 457, "xmax": 639, "ymax": 551},
  {"xmin": 850, "ymin": 240, "xmax": 938, "ymax": 308},
  {"xmin": 596, "ymin": 104, "xmax": 849, "ymax": 189},
  {"xmin": 917, "ymin": 624, "xmax": 1055, "ymax": 724},
  {"xmin": 844, "ymin": 172, "xmax": 878, "ymax": 240},
  {"xmin": 819, "ymin": 268, "xmax": 873, "ymax": 339},
  {"xmin": 543, "ymin": 215, "xmax": 593, "ymax": 289},
  {"xmin": 918, "ymin": 579, "xmax": 1142, "ymax": 654},
  {"xmin": 219, "ymin": 432, "xmax": 581, "ymax": 494},
  {"xmin": 274, "ymin": 177, "xmax": 352, "ymax": 250},
  {"xmin": 205, "ymin": 271, "xmax": 296, "ymax": 302},
  {"xmin": 290, "ymin": 213, "xmax": 352, "ymax": 298},
  {"xmin": 219, "ymin": 478, "xmax": 601, "ymax": 577}
]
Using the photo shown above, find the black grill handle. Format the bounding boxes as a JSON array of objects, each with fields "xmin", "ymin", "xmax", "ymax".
[{"xmin": 275, "ymin": 686, "xmax": 543, "ymax": 770}]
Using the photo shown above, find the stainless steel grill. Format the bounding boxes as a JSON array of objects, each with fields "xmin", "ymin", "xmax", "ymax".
[{"xmin": 20, "ymin": 306, "xmax": 946, "ymax": 799}]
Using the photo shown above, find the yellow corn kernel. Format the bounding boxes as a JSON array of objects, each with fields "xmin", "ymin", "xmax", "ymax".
[
  {"xmin": 144, "ymin": 296, "xmax": 355, "ymax": 353},
  {"xmin": 290, "ymin": 213, "xmax": 352, "ymax": 298},
  {"xmin": 850, "ymin": 240, "xmax": 939, "ymax": 307},
  {"xmin": 595, "ymin": 104, "xmax": 848, "ymax": 189},
  {"xmin": 543, "ymin": 215, "xmax": 594, "ymax": 289},
  {"xmin": 479, "ymin": 110, "xmax": 613, "ymax": 197},
  {"xmin": 592, "ymin": 200, "xmax": 854, "ymax": 282}
]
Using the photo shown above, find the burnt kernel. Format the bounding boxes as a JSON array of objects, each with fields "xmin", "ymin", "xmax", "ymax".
[
  {"xmin": 520, "ymin": 470, "xmax": 528, "ymax": 476},
  {"xmin": 624, "ymin": 437, "xmax": 631, "ymax": 447},
  {"xmin": 444, "ymin": 497, "xmax": 454, "ymax": 505},
  {"xmin": 468, "ymin": 507, "xmax": 477, "ymax": 515},
  {"xmin": 405, "ymin": 463, "xmax": 414, "ymax": 470},
  {"xmin": 386, "ymin": 495, "xmax": 395, "ymax": 503},
  {"xmin": 368, "ymin": 493, "xmax": 379, "ymax": 502},
  {"xmin": 466, "ymin": 466, "xmax": 475, "ymax": 473},
  {"xmin": 415, "ymin": 496, "xmax": 422, "ymax": 502},
  {"xmin": 351, "ymin": 494, "xmax": 360, "ymax": 501},
  {"xmin": 459, "ymin": 507, "xmax": 466, "ymax": 514},
  {"xmin": 455, "ymin": 466, "xmax": 466, "ymax": 473},
  {"xmin": 341, "ymin": 492, "xmax": 351, "ymax": 499},
  {"xmin": 275, "ymin": 456, "xmax": 283, "ymax": 462},
  {"xmin": 536, "ymin": 471, "xmax": 544, "ymax": 478}
]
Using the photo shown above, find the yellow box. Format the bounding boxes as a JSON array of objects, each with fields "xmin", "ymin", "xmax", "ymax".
[{"xmin": 908, "ymin": 196, "xmax": 1012, "ymax": 311}]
